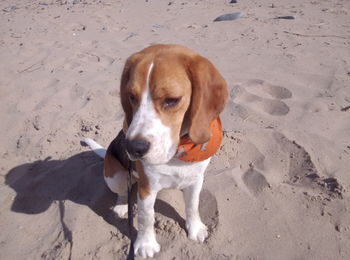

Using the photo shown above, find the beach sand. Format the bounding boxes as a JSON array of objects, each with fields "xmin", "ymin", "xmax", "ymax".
[{"xmin": 1, "ymin": 0, "xmax": 349, "ymax": 259}]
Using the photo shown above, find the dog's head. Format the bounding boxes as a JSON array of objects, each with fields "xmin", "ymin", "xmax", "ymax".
[{"xmin": 120, "ymin": 44, "xmax": 228, "ymax": 165}]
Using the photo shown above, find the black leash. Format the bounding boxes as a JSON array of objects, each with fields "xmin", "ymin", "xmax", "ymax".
[
  {"xmin": 126, "ymin": 160, "xmax": 135, "ymax": 260},
  {"xmin": 110, "ymin": 131, "xmax": 134, "ymax": 259}
]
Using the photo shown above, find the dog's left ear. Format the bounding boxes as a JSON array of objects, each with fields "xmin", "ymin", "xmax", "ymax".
[{"xmin": 187, "ymin": 55, "xmax": 228, "ymax": 144}]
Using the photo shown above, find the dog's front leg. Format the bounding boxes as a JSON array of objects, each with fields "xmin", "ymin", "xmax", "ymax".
[
  {"xmin": 134, "ymin": 190, "xmax": 160, "ymax": 258},
  {"xmin": 183, "ymin": 173, "xmax": 208, "ymax": 242}
]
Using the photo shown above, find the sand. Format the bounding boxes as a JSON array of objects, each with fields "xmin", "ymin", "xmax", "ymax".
[{"xmin": 1, "ymin": 0, "xmax": 350, "ymax": 259}]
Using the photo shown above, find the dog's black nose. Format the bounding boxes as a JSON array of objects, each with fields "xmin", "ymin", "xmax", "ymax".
[{"xmin": 125, "ymin": 138, "xmax": 150, "ymax": 159}]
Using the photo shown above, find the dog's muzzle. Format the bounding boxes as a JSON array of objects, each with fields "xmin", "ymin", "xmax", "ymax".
[{"xmin": 125, "ymin": 138, "xmax": 151, "ymax": 160}]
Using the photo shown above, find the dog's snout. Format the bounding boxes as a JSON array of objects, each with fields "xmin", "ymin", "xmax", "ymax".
[{"xmin": 125, "ymin": 138, "xmax": 150, "ymax": 159}]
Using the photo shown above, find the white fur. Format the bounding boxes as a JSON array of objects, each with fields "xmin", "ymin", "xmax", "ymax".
[
  {"xmin": 104, "ymin": 171, "xmax": 128, "ymax": 195},
  {"xmin": 125, "ymin": 62, "xmax": 211, "ymax": 252},
  {"xmin": 81, "ymin": 138, "xmax": 106, "ymax": 158},
  {"xmin": 82, "ymin": 62, "xmax": 213, "ymax": 258},
  {"xmin": 104, "ymin": 173, "xmax": 129, "ymax": 218},
  {"xmin": 126, "ymin": 62, "xmax": 177, "ymax": 164},
  {"xmin": 82, "ymin": 136, "xmax": 212, "ymax": 257},
  {"xmin": 134, "ymin": 191, "xmax": 160, "ymax": 258},
  {"xmin": 134, "ymin": 157, "xmax": 211, "ymax": 257},
  {"xmin": 112, "ymin": 194, "xmax": 128, "ymax": 218},
  {"xmin": 82, "ymin": 138, "xmax": 128, "ymax": 218}
]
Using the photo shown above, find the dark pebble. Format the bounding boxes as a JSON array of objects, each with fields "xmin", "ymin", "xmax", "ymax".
[
  {"xmin": 274, "ymin": 16, "xmax": 295, "ymax": 20},
  {"xmin": 340, "ymin": 105, "xmax": 350, "ymax": 112},
  {"xmin": 214, "ymin": 12, "xmax": 244, "ymax": 22}
]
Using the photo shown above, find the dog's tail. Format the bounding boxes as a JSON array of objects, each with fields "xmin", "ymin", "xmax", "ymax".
[{"xmin": 81, "ymin": 138, "xmax": 106, "ymax": 159}]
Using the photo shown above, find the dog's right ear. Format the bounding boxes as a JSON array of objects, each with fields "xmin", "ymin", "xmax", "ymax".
[
  {"xmin": 120, "ymin": 53, "xmax": 140, "ymax": 133},
  {"xmin": 186, "ymin": 55, "xmax": 228, "ymax": 144}
]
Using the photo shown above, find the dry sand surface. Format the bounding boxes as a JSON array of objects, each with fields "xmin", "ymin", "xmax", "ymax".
[{"xmin": 1, "ymin": 0, "xmax": 350, "ymax": 259}]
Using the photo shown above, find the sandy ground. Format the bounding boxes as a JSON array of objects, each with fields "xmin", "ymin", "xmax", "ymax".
[{"xmin": 1, "ymin": 0, "xmax": 350, "ymax": 259}]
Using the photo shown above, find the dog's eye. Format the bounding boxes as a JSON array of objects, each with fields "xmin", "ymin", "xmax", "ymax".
[
  {"xmin": 163, "ymin": 97, "xmax": 181, "ymax": 109},
  {"xmin": 129, "ymin": 93, "xmax": 136, "ymax": 104}
]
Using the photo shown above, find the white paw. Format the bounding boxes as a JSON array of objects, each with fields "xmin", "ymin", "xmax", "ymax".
[
  {"xmin": 134, "ymin": 233, "xmax": 160, "ymax": 258},
  {"xmin": 186, "ymin": 219, "xmax": 208, "ymax": 242},
  {"xmin": 113, "ymin": 204, "xmax": 128, "ymax": 218}
]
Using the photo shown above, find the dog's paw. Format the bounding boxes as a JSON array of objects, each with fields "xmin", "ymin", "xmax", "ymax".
[
  {"xmin": 134, "ymin": 233, "xmax": 160, "ymax": 258},
  {"xmin": 112, "ymin": 204, "xmax": 128, "ymax": 218},
  {"xmin": 186, "ymin": 219, "xmax": 208, "ymax": 242}
]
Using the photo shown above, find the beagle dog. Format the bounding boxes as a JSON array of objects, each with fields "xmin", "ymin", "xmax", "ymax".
[{"xmin": 83, "ymin": 44, "xmax": 228, "ymax": 258}]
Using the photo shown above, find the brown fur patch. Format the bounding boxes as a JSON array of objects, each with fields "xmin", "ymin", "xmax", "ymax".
[
  {"xmin": 149, "ymin": 54, "xmax": 193, "ymax": 146},
  {"xmin": 120, "ymin": 50, "xmax": 154, "ymax": 128},
  {"xmin": 116, "ymin": 44, "xmax": 228, "ymax": 199},
  {"xmin": 135, "ymin": 161, "xmax": 150, "ymax": 200},
  {"xmin": 119, "ymin": 44, "xmax": 228, "ymax": 147},
  {"xmin": 120, "ymin": 45, "xmax": 194, "ymax": 135},
  {"xmin": 187, "ymin": 55, "xmax": 228, "ymax": 144},
  {"xmin": 104, "ymin": 150, "xmax": 125, "ymax": 178}
]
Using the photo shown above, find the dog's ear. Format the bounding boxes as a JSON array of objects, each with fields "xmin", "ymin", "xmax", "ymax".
[
  {"xmin": 187, "ymin": 55, "xmax": 228, "ymax": 144},
  {"xmin": 120, "ymin": 53, "xmax": 140, "ymax": 132}
]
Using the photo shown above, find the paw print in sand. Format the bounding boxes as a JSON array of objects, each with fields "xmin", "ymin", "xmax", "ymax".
[{"xmin": 232, "ymin": 79, "xmax": 292, "ymax": 116}]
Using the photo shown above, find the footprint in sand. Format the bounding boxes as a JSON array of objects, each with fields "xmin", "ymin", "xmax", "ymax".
[
  {"xmin": 199, "ymin": 189, "xmax": 219, "ymax": 233},
  {"xmin": 246, "ymin": 79, "xmax": 292, "ymax": 99},
  {"xmin": 242, "ymin": 168, "xmax": 270, "ymax": 196},
  {"xmin": 232, "ymin": 79, "xmax": 292, "ymax": 116}
]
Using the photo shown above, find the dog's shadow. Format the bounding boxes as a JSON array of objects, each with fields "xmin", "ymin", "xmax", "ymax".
[{"xmin": 5, "ymin": 151, "xmax": 185, "ymax": 240}]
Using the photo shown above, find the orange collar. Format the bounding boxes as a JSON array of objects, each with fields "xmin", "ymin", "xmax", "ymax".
[{"xmin": 176, "ymin": 117, "xmax": 223, "ymax": 162}]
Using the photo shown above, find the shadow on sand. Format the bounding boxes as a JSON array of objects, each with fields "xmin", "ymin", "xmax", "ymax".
[{"xmin": 5, "ymin": 151, "xmax": 186, "ymax": 242}]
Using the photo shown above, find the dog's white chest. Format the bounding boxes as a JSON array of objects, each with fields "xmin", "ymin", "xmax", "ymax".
[{"xmin": 143, "ymin": 158, "xmax": 211, "ymax": 190}]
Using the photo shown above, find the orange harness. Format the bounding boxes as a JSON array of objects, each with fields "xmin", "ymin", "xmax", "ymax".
[{"xmin": 176, "ymin": 117, "xmax": 223, "ymax": 162}]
